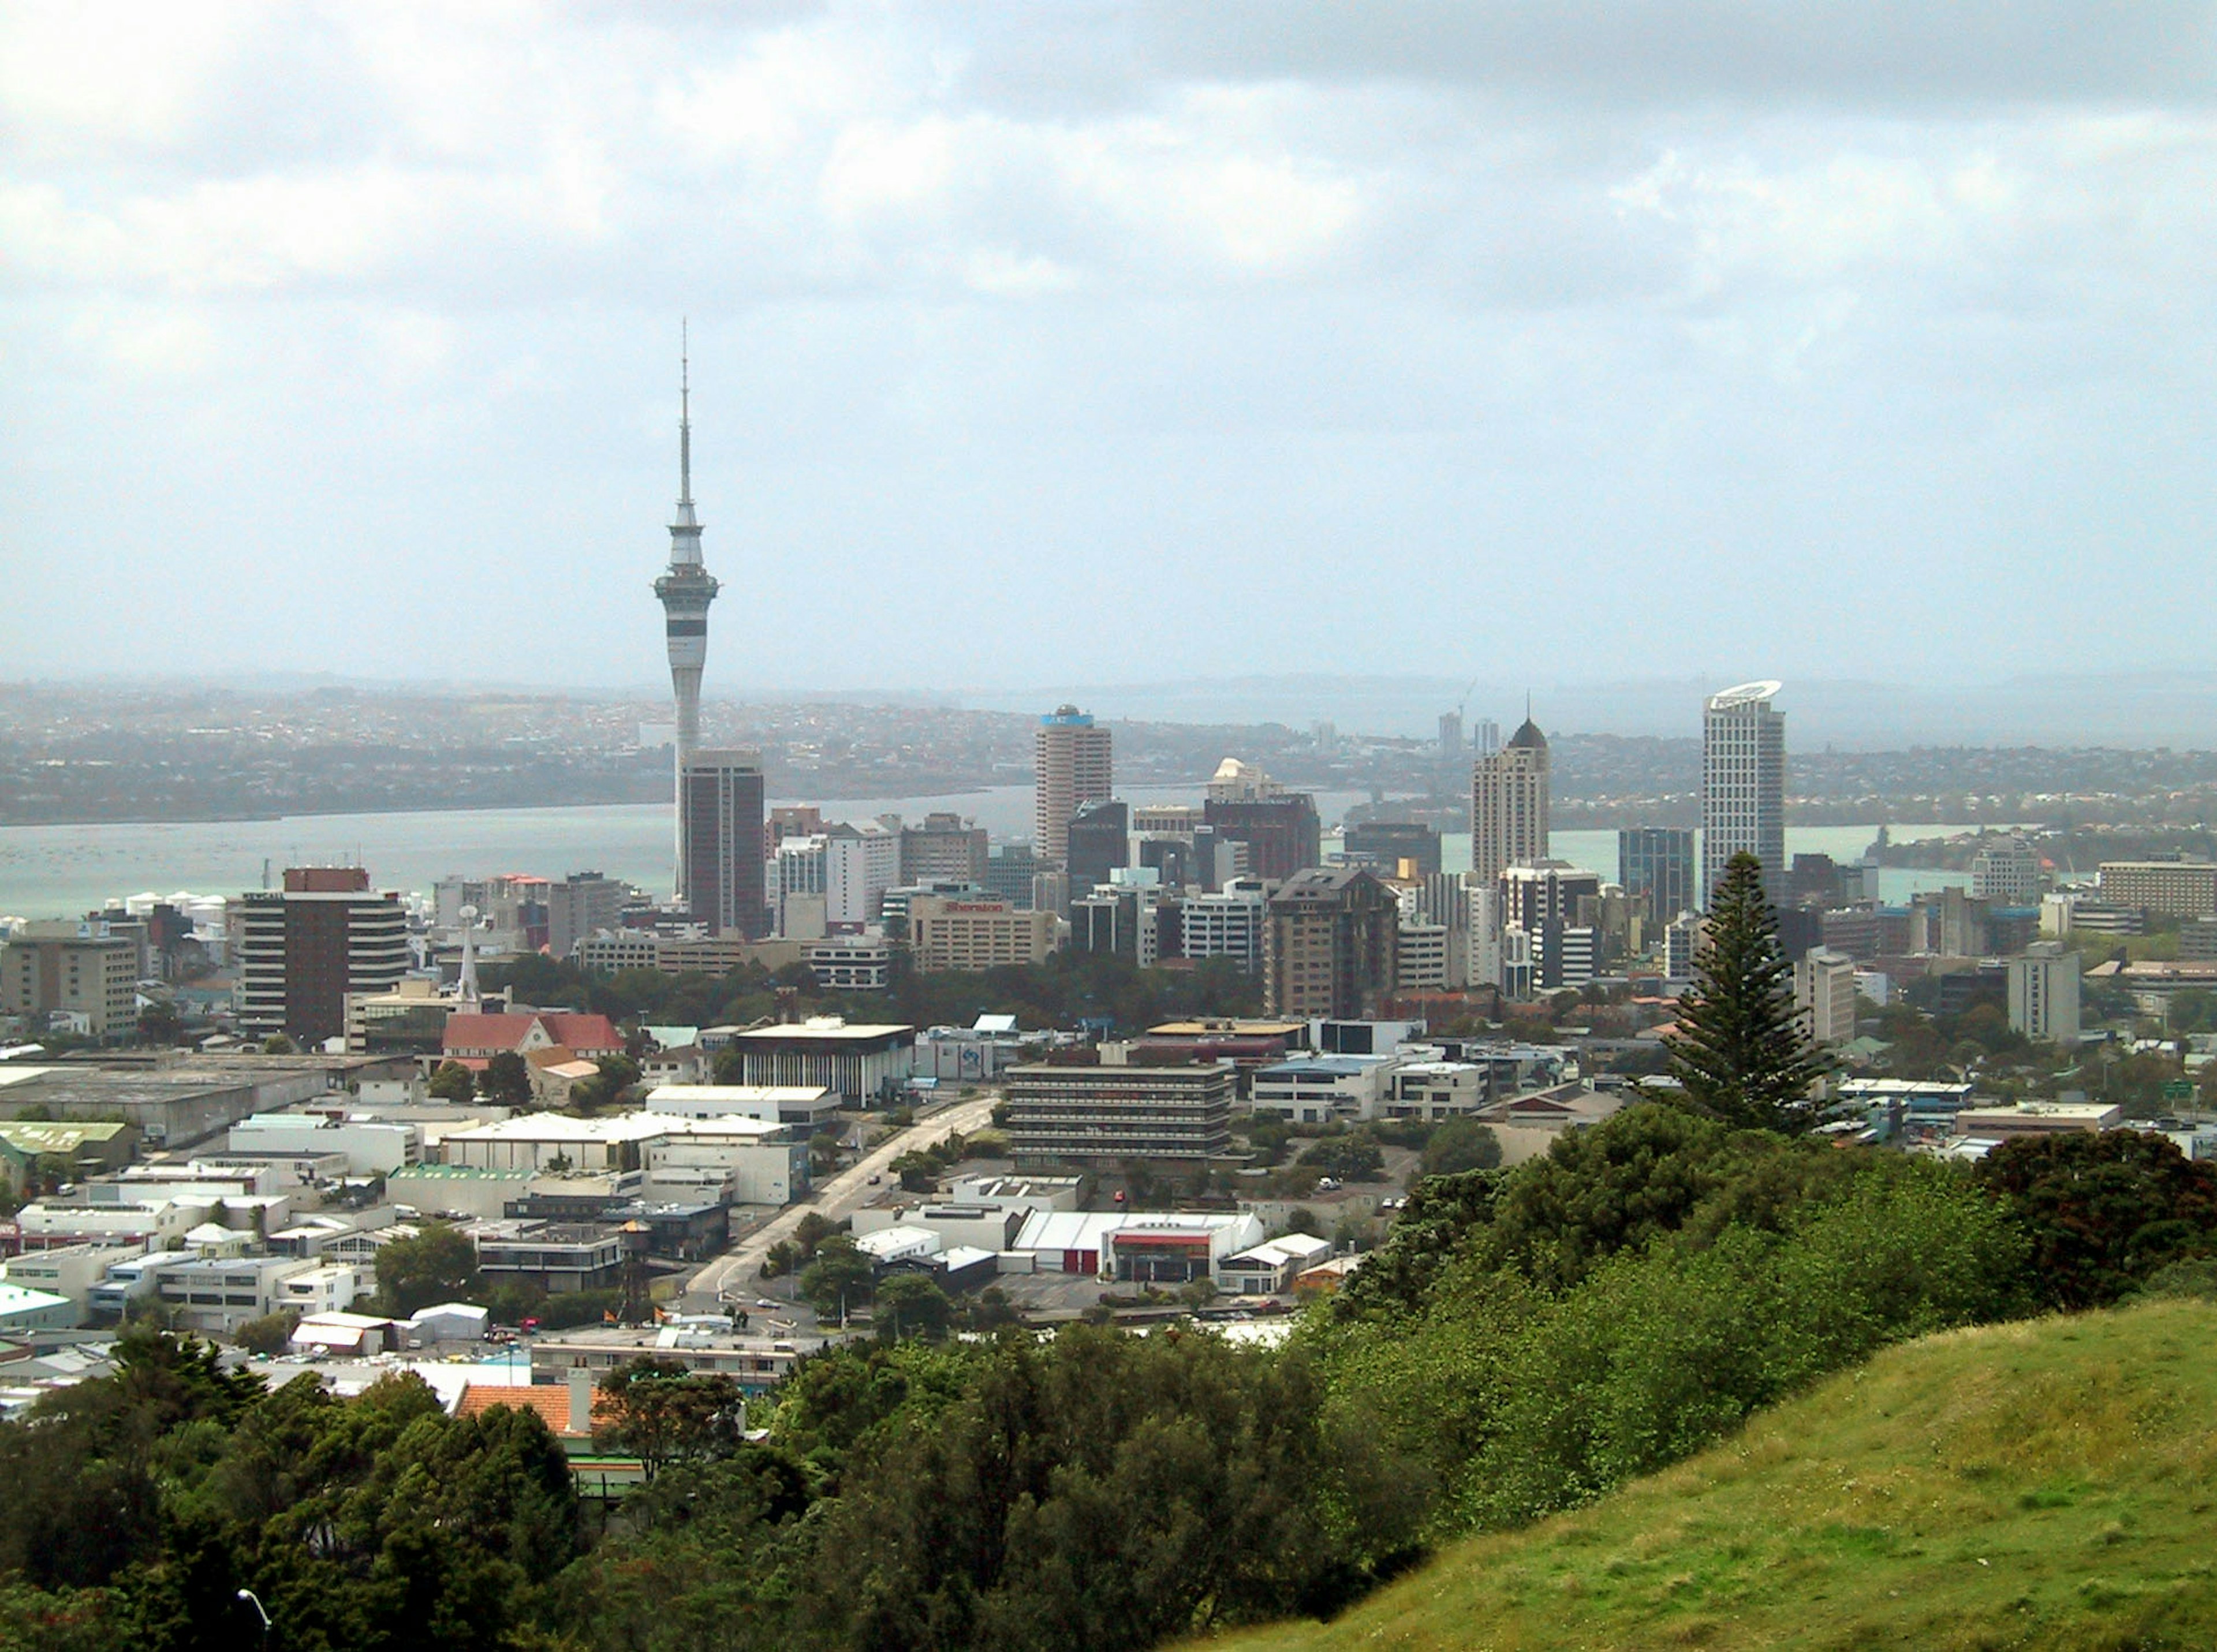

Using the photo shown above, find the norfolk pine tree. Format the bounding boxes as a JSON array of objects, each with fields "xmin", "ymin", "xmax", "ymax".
[{"xmin": 1666, "ymin": 850, "xmax": 1829, "ymax": 1133}]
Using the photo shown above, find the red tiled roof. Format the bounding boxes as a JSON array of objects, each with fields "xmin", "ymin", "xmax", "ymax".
[
  {"xmin": 443, "ymin": 1014, "xmax": 540, "ymax": 1051},
  {"xmin": 456, "ymin": 1382, "xmax": 614, "ymax": 1437},
  {"xmin": 542, "ymin": 1014, "xmax": 622, "ymax": 1051},
  {"xmin": 442, "ymin": 1012, "xmax": 623, "ymax": 1056}
]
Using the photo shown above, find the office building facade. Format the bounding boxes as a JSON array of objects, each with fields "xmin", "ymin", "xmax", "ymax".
[
  {"xmin": 0, "ymin": 922, "xmax": 140, "ymax": 1041},
  {"xmin": 1203, "ymin": 794, "xmax": 1322, "ymax": 885},
  {"xmin": 1619, "ymin": 827, "xmax": 1698, "ymax": 921},
  {"xmin": 238, "ymin": 868, "xmax": 409, "ymax": 1048},
  {"xmin": 681, "ymin": 749, "xmax": 768, "ymax": 938},
  {"xmin": 1701, "ymin": 681, "xmax": 1786, "ymax": 910},
  {"xmin": 1004, "ymin": 1060, "xmax": 1235, "ymax": 1171},
  {"xmin": 900, "ymin": 813, "xmax": 988, "ymax": 884}
]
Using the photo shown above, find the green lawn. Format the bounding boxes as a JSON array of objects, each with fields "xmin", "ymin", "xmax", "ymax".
[{"xmin": 1205, "ymin": 1298, "xmax": 2217, "ymax": 1650}]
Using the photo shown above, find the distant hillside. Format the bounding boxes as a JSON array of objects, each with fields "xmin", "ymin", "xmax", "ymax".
[{"xmin": 1209, "ymin": 1298, "xmax": 2217, "ymax": 1651}]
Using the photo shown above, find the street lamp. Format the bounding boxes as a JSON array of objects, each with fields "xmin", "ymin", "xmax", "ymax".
[{"xmin": 237, "ymin": 1588, "xmax": 273, "ymax": 1646}]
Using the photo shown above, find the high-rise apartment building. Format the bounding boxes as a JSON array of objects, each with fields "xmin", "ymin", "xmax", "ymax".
[
  {"xmin": 548, "ymin": 872, "xmax": 627, "ymax": 959},
  {"xmin": 653, "ymin": 343, "xmax": 721, "ymax": 903},
  {"xmin": 238, "ymin": 869, "xmax": 409, "ymax": 1048},
  {"xmin": 900, "ymin": 812, "xmax": 988, "ymax": 884},
  {"xmin": 1471, "ymin": 717, "xmax": 1550, "ymax": 884},
  {"xmin": 1701, "ymin": 681, "xmax": 1786, "ymax": 910},
  {"xmin": 1180, "ymin": 878, "xmax": 1270, "ymax": 974},
  {"xmin": 1619, "ymin": 828, "xmax": 1698, "ymax": 921},
  {"xmin": 1263, "ymin": 867, "xmax": 1398, "ymax": 1019},
  {"xmin": 1034, "ymin": 705, "xmax": 1113, "ymax": 867},
  {"xmin": 1794, "ymin": 947, "xmax": 1858, "ymax": 1046},
  {"xmin": 680, "ymin": 749, "xmax": 767, "ymax": 938},
  {"xmin": 0, "ymin": 922, "xmax": 140, "ymax": 1041},
  {"xmin": 826, "ymin": 822, "xmax": 900, "ymax": 930},
  {"xmin": 2008, "ymin": 943, "xmax": 2081, "ymax": 1046},
  {"xmin": 1970, "ymin": 838, "xmax": 2043, "ymax": 905}
]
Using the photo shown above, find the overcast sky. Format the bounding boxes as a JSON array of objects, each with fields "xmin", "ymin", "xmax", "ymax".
[{"xmin": 3, "ymin": 2, "xmax": 2212, "ymax": 707}]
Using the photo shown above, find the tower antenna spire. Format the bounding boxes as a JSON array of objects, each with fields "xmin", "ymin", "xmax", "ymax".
[{"xmin": 679, "ymin": 318, "xmax": 692, "ymax": 509}]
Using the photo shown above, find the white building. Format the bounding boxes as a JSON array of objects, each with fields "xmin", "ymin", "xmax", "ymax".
[
  {"xmin": 438, "ymin": 1112, "xmax": 674, "ymax": 1174},
  {"xmin": 805, "ymin": 936, "xmax": 894, "ymax": 991},
  {"xmin": 826, "ymin": 823, "xmax": 901, "ymax": 930},
  {"xmin": 1216, "ymin": 1232, "xmax": 1334, "ymax": 1295},
  {"xmin": 771, "ymin": 835, "xmax": 829, "ymax": 937},
  {"xmin": 2009, "ymin": 943, "xmax": 2081, "ymax": 1047},
  {"xmin": 156, "ymin": 1254, "xmax": 318, "ymax": 1333},
  {"xmin": 227, "ymin": 1112, "xmax": 420, "ymax": 1175},
  {"xmin": 1794, "ymin": 948, "xmax": 1858, "ymax": 1046},
  {"xmin": 1249, "ymin": 1055, "xmax": 1409, "ymax": 1125},
  {"xmin": 1701, "ymin": 681, "xmax": 1786, "ymax": 910},
  {"xmin": 1383, "ymin": 1060, "xmax": 1492, "ymax": 1120},
  {"xmin": 275, "ymin": 1263, "xmax": 367, "ymax": 1317},
  {"xmin": 1180, "ymin": 879, "xmax": 1269, "ymax": 974},
  {"xmin": 1395, "ymin": 922, "xmax": 1451, "ymax": 993},
  {"xmin": 643, "ymin": 1118, "xmax": 808, "ymax": 1206},
  {"xmin": 643, "ymin": 1084, "xmax": 841, "ymax": 1130}
]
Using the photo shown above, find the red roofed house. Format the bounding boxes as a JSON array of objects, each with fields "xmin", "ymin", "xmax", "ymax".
[
  {"xmin": 456, "ymin": 1368, "xmax": 612, "ymax": 1445},
  {"xmin": 442, "ymin": 1012, "xmax": 625, "ymax": 1103},
  {"xmin": 443, "ymin": 1012, "xmax": 624, "ymax": 1063}
]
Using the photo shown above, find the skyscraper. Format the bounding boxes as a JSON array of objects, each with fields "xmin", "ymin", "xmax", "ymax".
[
  {"xmin": 681, "ymin": 749, "xmax": 767, "ymax": 938},
  {"xmin": 654, "ymin": 338, "xmax": 720, "ymax": 901},
  {"xmin": 1701, "ymin": 681, "xmax": 1786, "ymax": 910},
  {"xmin": 1470, "ymin": 714, "xmax": 1550, "ymax": 883},
  {"xmin": 1034, "ymin": 705, "xmax": 1112, "ymax": 867}
]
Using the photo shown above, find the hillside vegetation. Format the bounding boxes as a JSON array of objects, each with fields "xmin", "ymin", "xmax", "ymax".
[{"xmin": 1210, "ymin": 1297, "xmax": 2217, "ymax": 1651}]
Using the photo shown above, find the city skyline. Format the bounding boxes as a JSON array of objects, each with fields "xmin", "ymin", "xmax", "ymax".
[{"xmin": 4, "ymin": 7, "xmax": 2212, "ymax": 693}]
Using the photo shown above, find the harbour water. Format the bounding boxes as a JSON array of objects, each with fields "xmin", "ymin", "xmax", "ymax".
[{"xmin": 0, "ymin": 788, "xmax": 1970, "ymax": 919}]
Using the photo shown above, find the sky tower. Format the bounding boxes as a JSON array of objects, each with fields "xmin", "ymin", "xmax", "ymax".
[{"xmin": 655, "ymin": 331, "xmax": 720, "ymax": 902}]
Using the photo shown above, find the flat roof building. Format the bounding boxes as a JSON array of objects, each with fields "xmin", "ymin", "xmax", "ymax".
[
  {"xmin": 725, "ymin": 1020, "xmax": 917, "ymax": 1107},
  {"xmin": 1004, "ymin": 1059, "xmax": 1234, "ymax": 1171}
]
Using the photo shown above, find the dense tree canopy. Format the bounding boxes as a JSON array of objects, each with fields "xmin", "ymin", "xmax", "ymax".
[
  {"xmin": 1979, "ymin": 1130, "xmax": 2217, "ymax": 1309},
  {"xmin": 372, "ymin": 1221, "xmax": 483, "ymax": 1318}
]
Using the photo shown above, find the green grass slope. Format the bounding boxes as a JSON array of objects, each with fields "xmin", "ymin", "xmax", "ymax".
[{"xmin": 1214, "ymin": 1298, "xmax": 2217, "ymax": 1651}]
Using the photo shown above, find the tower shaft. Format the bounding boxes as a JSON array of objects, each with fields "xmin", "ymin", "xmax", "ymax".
[{"xmin": 655, "ymin": 332, "xmax": 720, "ymax": 902}]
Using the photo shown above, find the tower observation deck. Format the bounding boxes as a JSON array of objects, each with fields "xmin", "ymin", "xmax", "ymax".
[{"xmin": 656, "ymin": 334, "xmax": 720, "ymax": 901}]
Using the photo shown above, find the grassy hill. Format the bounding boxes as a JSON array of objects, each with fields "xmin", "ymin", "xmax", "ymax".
[{"xmin": 1209, "ymin": 1298, "xmax": 2217, "ymax": 1651}]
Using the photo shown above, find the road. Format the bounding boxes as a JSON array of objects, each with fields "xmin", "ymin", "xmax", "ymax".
[{"xmin": 681, "ymin": 1090, "xmax": 1002, "ymax": 1309}]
